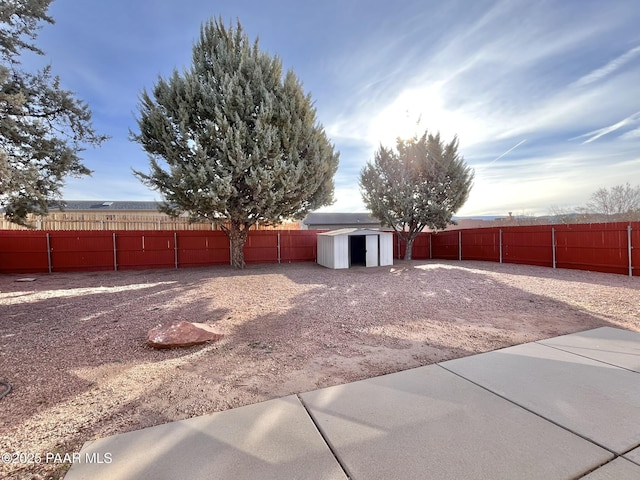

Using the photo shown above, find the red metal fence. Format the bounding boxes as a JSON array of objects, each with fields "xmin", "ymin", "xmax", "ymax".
[
  {"xmin": 1, "ymin": 223, "xmax": 638, "ymax": 276},
  {"xmin": 0, "ymin": 230, "xmax": 321, "ymax": 274},
  {"xmin": 427, "ymin": 222, "xmax": 639, "ymax": 276}
]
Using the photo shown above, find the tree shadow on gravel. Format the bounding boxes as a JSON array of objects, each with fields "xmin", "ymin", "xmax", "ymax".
[
  {"xmin": 0, "ymin": 263, "xmax": 302, "ymax": 428},
  {"xmin": 0, "ymin": 274, "xmax": 231, "ymax": 432},
  {"xmin": 218, "ymin": 260, "xmax": 628, "ymax": 400},
  {"xmin": 235, "ymin": 259, "xmax": 625, "ymax": 357}
]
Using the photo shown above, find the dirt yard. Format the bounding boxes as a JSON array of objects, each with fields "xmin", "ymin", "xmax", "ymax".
[{"xmin": 1, "ymin": 260, "xmax": 639, "ymax": 479}]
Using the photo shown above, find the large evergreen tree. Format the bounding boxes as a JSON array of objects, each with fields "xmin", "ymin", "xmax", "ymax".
[
  {"xmin": 0, "ymin": 0, "xmax": 107, "ymax": 225},
  {"xmin": 132, "ymin": 18, "xmax": 339, "ymax": 268},
  {"xmin": 360, "ymin": 131, "xmax": 473, "ymax": 260}
]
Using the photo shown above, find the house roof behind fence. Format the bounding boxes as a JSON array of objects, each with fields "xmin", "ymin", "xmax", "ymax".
[
  {"xmin": 49, "ymin": 201, "xmax": 161, "ymax": 211},
  {"xmin": 303, "ymin": 212, "xmax": 380, "ymax": 226}
]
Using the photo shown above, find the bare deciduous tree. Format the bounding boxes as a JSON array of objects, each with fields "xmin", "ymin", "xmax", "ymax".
[{"xmin": 585, "ymin": 183, "xmax": 640, "ymax": 221}]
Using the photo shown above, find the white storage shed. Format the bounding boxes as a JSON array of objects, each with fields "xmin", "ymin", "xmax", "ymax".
[{"xmin": 317, "ymin": 228, "xmax": 394, "ymax": 269}]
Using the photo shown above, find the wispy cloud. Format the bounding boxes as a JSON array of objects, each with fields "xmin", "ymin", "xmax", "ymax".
[
  {"xmin": 571, "ymin": 45, "xmax": 640, "ymax": 88},
  {"xmin": 620, "ymin": 128, "xmax": 640, "ymax": 141},
  {"xmin": 571, "ymin": 111, "xmax": 640, "ymax": 144}
]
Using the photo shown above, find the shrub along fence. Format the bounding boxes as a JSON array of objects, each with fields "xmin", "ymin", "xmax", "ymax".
[{"xmin": 0, "ymin": 222, "xmax": 638, "ymax": 276}]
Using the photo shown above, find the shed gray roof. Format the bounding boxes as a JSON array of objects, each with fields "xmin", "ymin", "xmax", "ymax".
[
  {"xmin": 49, "ymin": 201, "xmax": 161, "ymax": 211},
  {"xmin": 318, "ymin": 228, "xmax": 392, "ymax": 236},
  {"xmin": 303, "ymin": 212, "xmax": 380, "ymax": 226}
]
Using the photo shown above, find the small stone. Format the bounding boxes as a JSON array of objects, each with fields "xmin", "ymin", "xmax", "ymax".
[{"xmin": 147, "ymin": 321, "xmax": 223, "ymax": 349}]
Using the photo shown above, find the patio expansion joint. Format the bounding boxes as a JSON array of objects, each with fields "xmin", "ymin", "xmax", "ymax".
[
  {"xmin": 619, "ymin": 444, "xmax": 640, "ymax": 467},
  {"xmin": 434, "ymin": 363, "xmax": 618, "ymax": 457},
  {"xmin": 574, "ymin": 456, "xmax": 630, "ymax": 479},
  {"xmin": 296, "ymin": 393, "xmax": 352, "ymax": 480},
  {"xmin": 626, "ymin": 457, "xmax": 640, "ymax": 468},
  {"xmin": 534, "ymin": 341, "xmax": 640, "ymax": 376}
]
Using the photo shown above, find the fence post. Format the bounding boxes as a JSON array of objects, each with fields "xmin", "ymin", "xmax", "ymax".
[
  {"xmin": 46, "ymin": 232, "xmax": 52, "ymax": 273},
  {"xmin": 174, "ymin": 232, "xmax": 178, "ymax": 269},
  {"xmin": 629, "ymin": 224, "xmax": 633, "ymax": 277},
  {"xmin": 499, "ymin": 229, "xmax": 503, "ymax": 264},
  {"xmin": 113, "ymin": 232, "xmax": 118, "ymax": 271},
  {"xmin": 277, "ymin": 231, "xmax": 281, "ymax": 264},
  {"xmin": 429, "ymin": 233, "xmax": 432, "ymax": 260},
  {"xmin": 229, "ymin": 237, "xmax": 233, "ymax": 266},
  {"xmin": 552, "ymin": 227, "xmax": 556, "ymax": 269},
  {"xmin": 458, "ymin": 231, "xmax": 462, "ymax": 261}
]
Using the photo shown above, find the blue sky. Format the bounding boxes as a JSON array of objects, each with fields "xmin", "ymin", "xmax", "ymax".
[{"xmin": 26, "ymin": 0, "xmax": 640, "ymax": 216}]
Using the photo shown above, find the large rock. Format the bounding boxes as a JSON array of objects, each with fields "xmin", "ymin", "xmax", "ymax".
[{"xmin": 147, "ymin": 321, "xmax": 223, "ymax": 349}]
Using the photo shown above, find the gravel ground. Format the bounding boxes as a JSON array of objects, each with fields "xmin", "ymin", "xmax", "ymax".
[{"xmin": 1, "ymin": 260, "xmax": 639, "ymax": 479}]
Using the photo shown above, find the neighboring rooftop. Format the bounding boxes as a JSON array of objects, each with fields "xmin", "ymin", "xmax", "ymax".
[
  {"xmin": 303, "ymin": 212, "xmax": 381, "ymax": 229},
  {"xmin": 49, "ymin": 201, "xmax": 161, "ymax": 211}
]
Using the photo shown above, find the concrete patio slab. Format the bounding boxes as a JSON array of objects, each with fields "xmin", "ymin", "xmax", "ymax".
[
  {"xmin": 539, "ymin": 327, "xmax": 640, "ymax": 373},
  {"xmin": 64, "ymin": 395, "xmax": 347, "ymax": 480},
  {"xmin": 64, "ymin": 327, "xmax": 640, "ymax": 480},
  {"xmin": 624, "ymin": 446, "xmax": 640, "ymax": 466},
  {"xmin": 441, "ymin": 341, "xmax": 640, "ymax": 454},
  {"xmin": 299, "ymin": 364, "xmax": 611, "ymax": 480},
  {"xmin": 580, "ymin": 458, "xmax": 640, "ymax": 479}
]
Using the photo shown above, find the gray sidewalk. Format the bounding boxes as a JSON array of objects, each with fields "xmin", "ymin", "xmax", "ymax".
[{"xmin": 65, "ymin": 327, "xmax": 640, "ymax": 479}]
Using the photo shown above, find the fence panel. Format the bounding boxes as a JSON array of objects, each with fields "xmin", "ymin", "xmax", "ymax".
[
  {"xmin": 431, "ymin": 231, "xmax": 459, "ymax": 260},
  {"xmin": 390, "ymin": 232, "xmax": 430, "ymax": 259},
  {"xmin": 460, "ymin": 228, "xmax": 501, "ymax": 262},
  {"xmin": 502, "ymin": 226, "xmax": 553, "ymax": 267},
  {"xmin": 115, "ymin": 231, "xmax": 175, "ymax": 270},
  {"xmin": 410, "ymin": 233, "xmax": 431, "ymax": 259},
  {"xmin": 555, "ymin": 223, "xmax": 630, "ymax": 275},
  {"xmin": 0, "ymin": 231, "xmax": 49, "ymax": 273},
  {"xmin": 177, "ymin": 231, "xmax": 230, "ymax": 267},
  {"xmin": 279, "ymin": 230, "xmax": 319, "ymax": 263},
  {"xmin": 48, "ymin": 231, "xmax": 114, "ymax": 272},
  {"xmin": 244, "ymin": 231, "xmax": 278, "ymax": 264}
]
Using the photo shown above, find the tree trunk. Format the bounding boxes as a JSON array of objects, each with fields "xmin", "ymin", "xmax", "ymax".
[
  {"xmin": 404, "ymin": 236, "xmax": 414, "ymax": 260},
  {"xmin": 228, "ymin": 222, "xmax": 249, "ymax": 269}
]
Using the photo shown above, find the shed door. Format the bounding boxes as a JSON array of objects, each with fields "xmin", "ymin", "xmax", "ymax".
[{"xmin": 366, "ymin": 235, "xmax": 379, "ymax": 267}]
